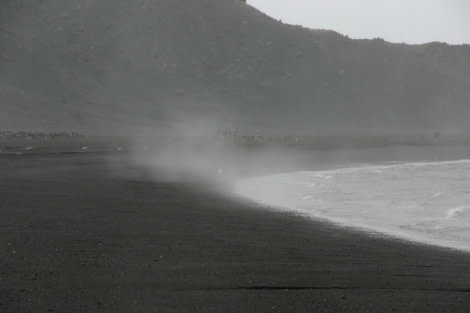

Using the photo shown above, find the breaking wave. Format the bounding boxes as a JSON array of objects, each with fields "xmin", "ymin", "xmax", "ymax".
[{"xmin": 234, "ymin": 160, "xmax": 470, "ymax": 252}]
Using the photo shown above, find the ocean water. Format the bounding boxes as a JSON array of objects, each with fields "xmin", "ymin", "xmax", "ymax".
[{"xmin": 234, "ymin": 159, "xmax": 470, "ymax": 252}]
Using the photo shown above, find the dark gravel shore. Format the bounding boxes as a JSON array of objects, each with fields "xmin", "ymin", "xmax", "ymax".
[{"xmin": 1, "ymin": 142, "xmax": 469, "ymax": 312}]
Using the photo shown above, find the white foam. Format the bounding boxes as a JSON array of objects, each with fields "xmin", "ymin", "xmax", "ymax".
[
  {"xmin": 447, "ymin": 206, "xmax": 470, "ymax": 219},
  {"xmin": 234, "ymin": 160, "xmax": 470, "ymax": 252}
]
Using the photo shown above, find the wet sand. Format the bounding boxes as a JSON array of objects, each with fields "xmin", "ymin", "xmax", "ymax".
[{"xmin": 1, "ymin": 140, "xmax": 470, "ymax": 312}]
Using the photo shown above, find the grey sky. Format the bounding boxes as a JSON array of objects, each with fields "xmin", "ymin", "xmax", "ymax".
[{"xmin": 247, "ymin": 0, "xmax": 470, "ymax": 44}]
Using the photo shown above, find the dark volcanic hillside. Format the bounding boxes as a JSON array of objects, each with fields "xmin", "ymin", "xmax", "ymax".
[{"xmin": 1, "ymin": 0, "xmax": 469, "ymax": 134}]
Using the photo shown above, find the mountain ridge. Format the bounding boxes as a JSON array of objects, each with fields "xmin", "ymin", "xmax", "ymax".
[{"xmin": 1, "ymin": 0, "xmax": 469, "ymax": 134}]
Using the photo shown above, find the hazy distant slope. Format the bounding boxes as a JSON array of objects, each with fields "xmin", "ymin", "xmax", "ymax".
[{"xmin": 1, "ymin": 0, "xmax": 469, "ymax": 134}]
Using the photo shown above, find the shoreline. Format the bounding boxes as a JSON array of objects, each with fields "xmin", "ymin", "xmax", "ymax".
[
  {"xmin": 1, "ymin": 146, "xmax": 470, "ymax": 312},
  {"xmin": 233, "ymin": 159, "xmax": 470, "ymax": 254}
]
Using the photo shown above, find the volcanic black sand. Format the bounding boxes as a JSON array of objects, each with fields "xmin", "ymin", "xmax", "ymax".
[{"xmin": 1, "ymin": 138, "xmax": 470, "ymax": 312}]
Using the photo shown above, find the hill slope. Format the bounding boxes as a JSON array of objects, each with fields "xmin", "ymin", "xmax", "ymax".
[{"xmin": 1, "ymin": 0, "xmax": 469, "ymax": 134}]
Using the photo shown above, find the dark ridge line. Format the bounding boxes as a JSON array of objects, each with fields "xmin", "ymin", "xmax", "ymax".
[
  {"xmin": 243, "ymin": 286, "xmax": 470, "ymax": 293},
  {"xmin": 176, "ymin": 286, "xmax": 470, "ymax": 293},
  {"xmin": 244, "ymin": 286, "xmax": 353, "ymax": 290},
  {"xmin": 0, "ymin": 150, "xmax": 113, "ymax": 157}
]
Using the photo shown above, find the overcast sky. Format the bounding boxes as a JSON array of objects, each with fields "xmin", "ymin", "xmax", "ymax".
[{"xmin": 247, "ymin": 0, "xmax": 470, "ymax": 45}]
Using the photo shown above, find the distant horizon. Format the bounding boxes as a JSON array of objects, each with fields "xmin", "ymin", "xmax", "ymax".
[{"xmin": 247, "ymin": 0, "xmax": 470, "ymax": 45}]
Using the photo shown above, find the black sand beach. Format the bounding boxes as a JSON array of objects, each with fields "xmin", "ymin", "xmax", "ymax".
[{"xmin": 1, "ymin": 139, "xmax": 470, "ymax": 312}]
